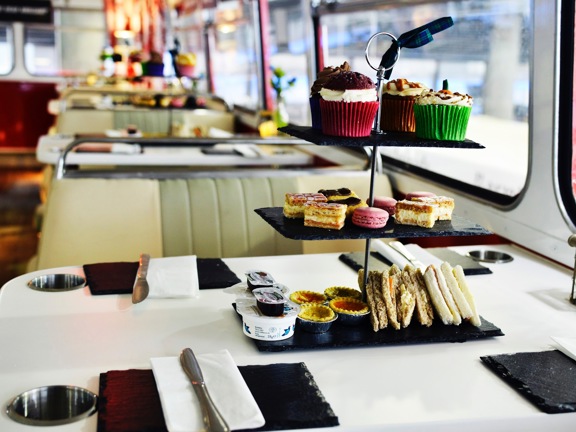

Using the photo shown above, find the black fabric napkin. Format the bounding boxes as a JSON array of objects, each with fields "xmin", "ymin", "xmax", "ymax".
[
  {"xmin": 83, "ymin": 258, "xmax": 241, "ymax": 295},
  {"xmin": 97, "ymin": 364, "xmax": 338, "ymax": 432},
  {"xmin": 480, "ymin": 350, "xmax": 576, "ymax": 414}
]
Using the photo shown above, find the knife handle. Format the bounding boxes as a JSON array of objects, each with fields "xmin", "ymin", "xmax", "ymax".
[
  {"xmin": 191, "ymin": 384, "xmax": 230, "ymax": 432},
  {"xmin": 180, "ymin": 349, "xmax": 230, "ymax": 432}
]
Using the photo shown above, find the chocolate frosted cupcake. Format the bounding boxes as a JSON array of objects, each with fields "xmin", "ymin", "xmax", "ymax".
[
  {"xmin": 414, "ymin": 80, "xmax": 473, "ymax": 141},
  {"xmin": 319, "ymin": 70, "xmax": 379, "ymax": 137},
  {"xmin": 379, "ymin": 78, "xmax": 428, "ymax": 132},
  {"xmin": 310, "ymin": 62, "xmax": 351, "ymax": 130}
]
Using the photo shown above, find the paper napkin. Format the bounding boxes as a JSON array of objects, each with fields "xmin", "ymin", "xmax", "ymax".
[
  {"xmin": 150, "ymin": 349, "xmax": 265, "ymax": 432},
  {"xmin": 147, "ymin": 256, "xmax": 199, "ymax": 298},
  {"xmin": 371, "ymin": 239, "xmax": 443, "ymax": 269},
  {"xmin": 551, "ymin": 336, "xmax": 576, "ymax": 362}
]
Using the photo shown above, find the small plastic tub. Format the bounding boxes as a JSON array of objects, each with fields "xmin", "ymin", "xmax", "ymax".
[
  {"xmin": 245, "ymin": 270, "xmax": 277, "ymax": 292},
  {"xmin": 6, "ymin": 385, "xmax": 97, "ymax": 426},
  {"xmin": 27, "ymin": 274, "xmax": 86, "ymax": 292},
  {"xmin": 253, "ymin": 287, "xmax": 287, "ymax": 316},
  {"xmin": 237, "ymin": 299, "xmax": 300, "ymax": 341}
]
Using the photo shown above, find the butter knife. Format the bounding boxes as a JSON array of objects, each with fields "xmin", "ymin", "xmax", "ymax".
[
  {"xmin": 388, "ymin": 241, "xmax": 426, "ymax": 270},
  {"xmin": 180, "ymin": 348, "xmax": 230, "ymax": 432},
  {"xmin": 132, "ymin": 253, "xmax": 150, "ymax": 304}
]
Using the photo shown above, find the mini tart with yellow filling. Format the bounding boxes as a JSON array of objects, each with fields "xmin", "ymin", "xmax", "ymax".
[
  {"xmin": 298, "ymin": 303, "xmax": 336, "ymax": 322},
  {"xmin": 289, "ymin": 290, "xmax": 327, "ymax": 305},
  {"xmin": 329, "ymin": 297, "xmax": 369, "ymax": 315},
  {"xmin": 324, "ymin": 286, "xmax": 363, "ymax": 300}
]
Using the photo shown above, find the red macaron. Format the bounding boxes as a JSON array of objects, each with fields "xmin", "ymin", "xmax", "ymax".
[
  {"xmin": 405, "ymin": 191, "xmax": 436, "ymax": 200},
  {"xmin": 351, "ymin": 207, "xmax": 389, "ymax": 229}
]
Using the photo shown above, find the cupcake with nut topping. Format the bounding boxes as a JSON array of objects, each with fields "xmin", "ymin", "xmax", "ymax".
[
  {"xmin": 414, "ymin": 80, "xmax": 473, "ymax": 141},
  {"xmin": 310, "ymin": 62, "xmax": 351, "ymax": 130},
  {"xmin": 380, "ymin": 78, "xmax": 429, "ymax": 132}
]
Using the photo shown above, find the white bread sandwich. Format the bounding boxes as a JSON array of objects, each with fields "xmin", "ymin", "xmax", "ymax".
[
  {"xmin": 423, "ymin": 266, "xmax": 454, "ymax": 325},
  {"xmin": 453, "ymin": 264, "xmax": 481, "ymax": 326},
  {"xmin": 440, "ymin": 262, "xmax": 473, "ymax": 320}
]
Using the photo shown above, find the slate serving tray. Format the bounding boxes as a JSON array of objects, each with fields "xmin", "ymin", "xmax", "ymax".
[
  {"xmin": 279, "ymin": 125, "xmax": 484, "ymax": 149},
  {"xmin": 255, "ymin": 207, "xmax": 491, "ymax": 240},
  {"xmin": 480, "ymin": 350, "xmax": 576, "ymax": 414},
  {"xmin": 234, "ymin": 304, "xmax": 503, "ymax": 353},
  {"xmin": 339, "ymin": 249, "xmax": 492, "ymax": 276}
]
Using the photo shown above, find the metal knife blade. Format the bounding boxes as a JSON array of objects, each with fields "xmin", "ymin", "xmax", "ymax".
[
  {"xmin": 388, "ymin": 241, "xmax": 426, "ymax": 270},
  {"xmin": 180, "ymin": 348, "xmax": 230, "ymax": 432},
  {"xmin": 132, "ymin": 253, "xmax": 150, "ymax": 304}
]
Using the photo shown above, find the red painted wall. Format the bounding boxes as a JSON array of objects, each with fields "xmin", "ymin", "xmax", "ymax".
[{"xmin": 0, "ymin": 81, "xmax": 58, "ymax": 148}]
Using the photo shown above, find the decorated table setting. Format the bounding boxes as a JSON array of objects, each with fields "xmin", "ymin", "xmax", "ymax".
[{"xmin": 0, "ymin": 244, "xmax": 575, "ymax": 431}]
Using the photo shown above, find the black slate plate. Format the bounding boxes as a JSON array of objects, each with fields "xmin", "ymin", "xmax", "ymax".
[
  {"xmin": 234, "ymin": 304, "xmax": 503, "ymax": 352},
  {"xmin": 279, "ymin": 125, "xmax": 484, "ymax": 149},
  {"xmin": 480, "ymin": 350, "xmax": 576, "ymax": 414},
  {"xmin": 255, "ymin": 207, "xmax": 491, "ymax": 240},
  {"xmin": 339, "ymin": 249, "xmax": 492, "ymax": 276}
]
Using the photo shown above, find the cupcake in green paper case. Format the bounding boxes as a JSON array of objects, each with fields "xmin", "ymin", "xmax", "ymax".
[{"xmin": 413, "ymin": 80, "xmax": 473, "ymax": 141}]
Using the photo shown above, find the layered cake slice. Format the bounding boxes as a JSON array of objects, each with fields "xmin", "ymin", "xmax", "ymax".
[
  {"xmin": 395, "ymin": 200, "xmax": 437, "ymax": 228},
  {"xmin": 304, "ymin": 202, "xmax": 346, "ymax": 230},
  {"xmin": 283, "ymin": 193, "xmax": 327, "ymax": 218}
]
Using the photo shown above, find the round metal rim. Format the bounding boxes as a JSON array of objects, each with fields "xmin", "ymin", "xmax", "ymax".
[
  {"xmin": 6, "ymin": 385, "xmax": 98, "ymax": 426},
  {"xmin": 27, "ymin": 274, "xmax": 86, "ymax": 292},
  {"xmin": 467, "ymin": 250, "xmax": 514, "ymax": 264},
  {"xmin": 364, "ymin": 31, "xmax": 400, "ymax": 72}
]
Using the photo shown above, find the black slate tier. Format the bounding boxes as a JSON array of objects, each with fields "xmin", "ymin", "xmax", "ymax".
[
  {"xmin": 255, "ymin": 207, "xmax": 491, "ymax": 240},
  {"xmin": 233, "ymin": 303, "xmax": 503, "ymax": 352},
  {"xmin": 279, "ymin": 125, "xmax": 484, "ymax": 148}
]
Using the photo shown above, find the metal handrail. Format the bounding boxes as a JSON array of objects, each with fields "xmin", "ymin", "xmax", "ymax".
[{"xmin": 54, "ymin": 135, "xmax": 309, "ymax": 179}]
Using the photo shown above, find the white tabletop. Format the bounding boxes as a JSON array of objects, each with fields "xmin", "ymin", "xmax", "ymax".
[{"xmin": 0, "ymin": 244, "xmax": 575, "ymax": 431}]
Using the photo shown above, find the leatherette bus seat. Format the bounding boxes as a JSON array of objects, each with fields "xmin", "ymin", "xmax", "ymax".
[{"xmin": 30, "ymin": 173, "xmax": 392, "ymax": 271}]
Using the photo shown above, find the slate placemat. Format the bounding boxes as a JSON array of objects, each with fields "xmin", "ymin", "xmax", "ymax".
[
  {"xmin": 480, "ymin": 350, "xmax": 576, "ymax": 414},
  {"xmin": 84, "ymin": 258, "xmax": 240, "ymax": 295},
  {"xmin": 97, "ymin": 364, "xmax": 338, "ymax": 432},
  {"xmin": 255, "ymin": 207, "xmax": 491, "ymax": 240},
  {"xmin": 339, "ymin": 248, "xmax": 492, "ymax": 276}
]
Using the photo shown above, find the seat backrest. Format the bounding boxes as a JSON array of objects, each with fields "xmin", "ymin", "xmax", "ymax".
[{"xmin": 32, "ymin": 172, "xmax": 392, "ymax": 270}]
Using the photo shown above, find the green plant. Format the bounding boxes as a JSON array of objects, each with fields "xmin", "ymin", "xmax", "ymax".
[{"xmin": 270, "ymin": 66, "xmax": 296, "ymax": 97}]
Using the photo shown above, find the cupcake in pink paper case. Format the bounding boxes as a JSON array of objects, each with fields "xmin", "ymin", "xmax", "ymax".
[
  {"xmin": 319, "ymin": 70, "xmax": 379, "ymax": 137},
  {"xmin": 380, "ymin": 78, "xmax": 428, "ymax": 132},
  {"xmin": 310, "ymin": 61, "xmax": 351, "ymax": 130},
  {"xmin": 413, "ymin": 80, "xmax": 473, "ymax": 141}
]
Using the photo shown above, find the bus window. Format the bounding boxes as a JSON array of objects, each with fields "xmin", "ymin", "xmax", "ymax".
[
  {"xmin": 0, "ymin": 24, "xmax": 14, "ymax": 75},
  {"xmin": 268, "ymin": 0, "xmax": 313, "ymax": 126},
  {"xmin": 24, "ymin": 9, "xmax": 105, "ymax": 77},
  {"xmin": 319, "ymin": 0, "xmax": 530, "ymax": 201}
]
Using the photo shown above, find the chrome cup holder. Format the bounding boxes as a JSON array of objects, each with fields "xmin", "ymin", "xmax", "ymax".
[
  {"xmin": 467, "ymin": 250, "xmax": 514, "ymax": 264},
  {"xmin": 27, "ymin": 274, "xmax": 86, "ymax": 292},
  {"xmin": 6, "ymin": 385, "xmax": 97, "ymax": 426}
]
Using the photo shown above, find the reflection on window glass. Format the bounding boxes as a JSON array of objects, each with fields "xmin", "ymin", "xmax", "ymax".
[
  {"xmin": 203, "ymin": 1, "xmax": 261, "ymax": 110},
  {"xmin": 24, "ymin": 10, "xmax": 105, "ymax": 77},
  {"xmin": 322, "ymin": 1, "xmax": 530, "ymax": 198},
  {"xmin": 0, "ymin": 24, "xmax": 14, "ymax": 75},
  {"xmin": 268, "ymin": 1, "xmax": 311, "ymax": 125}
]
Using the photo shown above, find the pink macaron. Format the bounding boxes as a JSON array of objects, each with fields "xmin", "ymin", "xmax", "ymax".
[
  {"xmin": 405, "ymin": 190, "xmax": 436, "ymax": 200},
  {"xmin": 372, "ymin": 196, "xmax": 397, "ymax": 216},
  {"xmin": 352, "ymin": 207, "xmax": 389, "ymax": 229}
]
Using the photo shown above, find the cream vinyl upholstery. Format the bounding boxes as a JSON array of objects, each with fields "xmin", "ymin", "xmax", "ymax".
[{"xmin": 31, "ymin": 173, "xmax": 392, "ymax": 270}]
